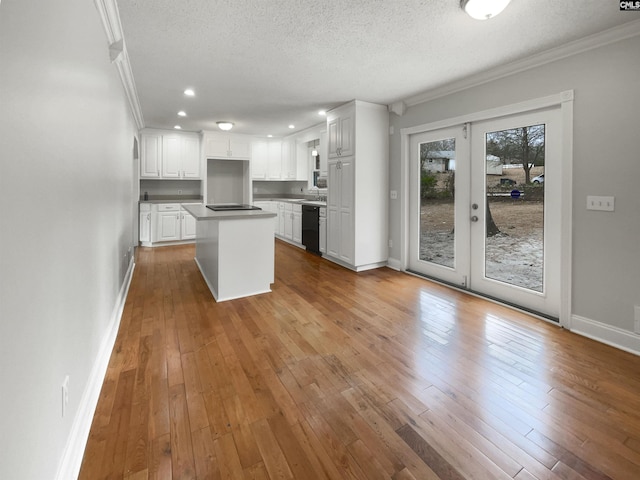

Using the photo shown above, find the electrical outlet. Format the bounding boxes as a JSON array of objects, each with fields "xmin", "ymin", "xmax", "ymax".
[
  {"xmin": 390, "ymin": 190, "xmax": 398, "ymax": 200},
  {"xmin": 634, "ymin": 306, "xmax": 640, "ymax": 334},
  {"xmin": 62, "ymin": 376, "xmax": 69, "ymax": 418},
  {"xmin": 178, "ymin": 189, "xmax": 182, "ymax": 195},
  {"xmin": 388, "ymin": 239, "xmax": 393, "ymax": 248}
]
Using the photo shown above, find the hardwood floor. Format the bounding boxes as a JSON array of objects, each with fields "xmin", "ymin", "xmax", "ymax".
[{"xmin": 79, "ymin": 241, "xmax": 640, "ymax": 479}]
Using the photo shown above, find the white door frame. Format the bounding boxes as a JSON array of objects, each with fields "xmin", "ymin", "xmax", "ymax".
[{"xmin": 399, "ymin": 91, "xmax": 574, "ymax": 327}]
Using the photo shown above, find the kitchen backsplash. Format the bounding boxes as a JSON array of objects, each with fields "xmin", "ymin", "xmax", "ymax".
[{"xmin": 140, "ymin": 179, "xmax": 202, "ymax": 200}]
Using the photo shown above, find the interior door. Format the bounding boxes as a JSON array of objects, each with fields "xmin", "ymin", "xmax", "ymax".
[
  {"xmin": 469, "ymin": 108, "xmax": 561, "ymax": 318},
  {"xmin": 408, "ymin": 125, "xmax": 470, "ymax": 287}
]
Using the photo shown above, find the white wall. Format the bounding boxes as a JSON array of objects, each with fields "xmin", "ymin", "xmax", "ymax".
[
  {"xmin": 0, "ymin": 0, "xmax": 138, "ymax": 478},
  {"xmin": 388, "ymin": 34, "xmax": 640, "ymax": 345}
]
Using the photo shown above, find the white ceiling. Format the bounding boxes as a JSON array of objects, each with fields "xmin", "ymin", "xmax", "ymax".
[{"xmin": 116, "ymin": 0, "xmax": 636, "ymax": 136}]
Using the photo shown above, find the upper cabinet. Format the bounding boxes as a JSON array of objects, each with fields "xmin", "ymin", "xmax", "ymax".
[
  {"xmin": 327, "ymin": 108, "xmax": 354, "ymax": 158},
  {"xmin": 162, "ymin": 133, "xmax": 200, "ymax": 178},
  {"xmin": 140, "ymin": 130, "xmax": 201, "ymax": 179},
  {"xmin": 203, "ymin": 132, "xmax": 251, "ymax": 160},
  {"xmin": 140, "ymin": 133, "xmax": 162, "ymax": 178}
]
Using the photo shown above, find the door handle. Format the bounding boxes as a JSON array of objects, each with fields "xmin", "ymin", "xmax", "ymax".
[
  {"xmin": 472, "ymin": 203, "xmax": 479, "ymax": 210},
  {"xmin": 471, "ymin": 216, "xmax": 479, "ymax": 222}
]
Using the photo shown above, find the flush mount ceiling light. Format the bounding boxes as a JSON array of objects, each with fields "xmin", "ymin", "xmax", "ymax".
[
  {"xmin": 183, "ymin": 88, "xmax": 195, "ymax": 96},
  {"xmin": 461, "ymin": 0, "xmax": 511, "ymax": 20},
  {"xmin": 216, "ymin": 121, "xmax": 234, "ymax": 131},
  {"xmin": 177, "ymin": 111, "xmax": 187, "ymax": 117}
]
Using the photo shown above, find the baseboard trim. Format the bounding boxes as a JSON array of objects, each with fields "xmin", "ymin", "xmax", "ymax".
[
  {"xmin": 55, "ymin": 258, "xmax": 136, "ymax": 480},
  {"xmin": 386, "ymin": 257, "xmax": 402, "ymax": 271},
  {"xmin": 571, "ymin": 314, "xmax": 640, "ymax": 357}
]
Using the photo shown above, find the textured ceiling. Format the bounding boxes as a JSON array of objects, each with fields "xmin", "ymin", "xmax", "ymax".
[{"xmin": 116, "ymin": 0, "xmax": 635, "ymax": 136}]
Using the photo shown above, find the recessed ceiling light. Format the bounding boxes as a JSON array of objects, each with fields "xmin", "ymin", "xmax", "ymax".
[
  {"xmin": 178, "ymin": 111, "xmax": 187, "ymax": 117},
  {"xmin": 217, "ymin": 121, "xmax": 234, "ymax": 131},
  {"xmin": 288, "ymin": 124, "xmax": 295, "ymax": 129},
  {"xmin": 174, "ymin": 125, "xmax": 182, "ymax": 129},
  {"xmin": 318, "ymin": 110, "xmax": 326, "ymax": 116},
  {"xmin": 267, "ymin": 135, "xmax": 273, "ymax": 138},
  {"xmin": 183, "ymin": 89, "xmax": 195, "ymax": 96}
]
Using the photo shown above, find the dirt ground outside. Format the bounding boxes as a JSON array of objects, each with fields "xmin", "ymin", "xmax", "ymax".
[{"xmin": 420, "ymin": 167, "xmax": 545, "ymax": 291}]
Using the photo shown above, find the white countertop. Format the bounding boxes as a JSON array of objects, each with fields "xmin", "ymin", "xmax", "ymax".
[{"xmin": 183, "ymin": 204, "xmax": 277, "ymax": 221}]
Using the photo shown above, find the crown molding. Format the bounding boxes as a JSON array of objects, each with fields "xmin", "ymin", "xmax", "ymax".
[
  {"xmin": 402, "ymin": 19, "xmax": 640, "ymax": 108},
  {"xmin": 94, "ymin": 0, "xmax": 145, "ymax": 130}
]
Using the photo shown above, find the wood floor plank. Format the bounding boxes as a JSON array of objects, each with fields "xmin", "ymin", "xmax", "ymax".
[{"xmin": 79, "ymin": 242, "xmax": 640, "ymax": 479}]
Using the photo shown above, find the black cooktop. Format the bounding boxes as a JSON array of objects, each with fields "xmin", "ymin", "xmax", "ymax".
[{"xmin": 206, "ymin": 204, "xmax": 262, "ymax": 211}]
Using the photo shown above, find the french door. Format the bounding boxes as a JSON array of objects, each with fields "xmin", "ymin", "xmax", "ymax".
[{"xmin": 408, "ymin": 107, "xmax": 562, "ymax": 319}]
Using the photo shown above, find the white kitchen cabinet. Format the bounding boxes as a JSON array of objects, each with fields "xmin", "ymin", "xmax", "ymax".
[
  {"xmin": 139, "ymin": 203, "xmax": 152, "ymax": 244},
  {"xmin": 203, "ymin": 132, "xmax": 251, "ymax": 160},
  {"xmin": 144, "ymin": 203, "xmax": 201, "ymax": 245},
  {"xmin": 292, "ymin": 205, "xmax": 302, "ymax": 244},
  {"xmin": 327, "ymin": 159, "xmax": 354, "ymax": 262},
  {"xmin": 319, "ymin": 209, "xmax": 327, "ymax": 254},
  {"xmin": 251, "ymin": 141, "xmax": 268, "ymax": 179},
  {"xmin": 267, "ymin": 141, "xmax": 282, "ymax": 179},
  {"xmin": 281, "ymin": 139, "xmax": 297, "ymax": 180},
  {"xmin": 140, "ymin": 133, "xmax": 162, "ymax": 178},
  {"xmin": 141, "ymin": 131, "xmax": 200, "ymax": 179},
  {"xmin": 325, "ymin": 100, "xmax": 389, "ymax": 271},
  {"xmin": 283, "ymin": 202, "xmax": 293, "ymax": 239},
  {"xmin": 157, "ymin": 210, "xmax": 181, "ymax": 242},
  {"xmin": 180, "ymin": 205, "xmax": 198, "ymax": 240},
  {"xmin": 161, "ymin": 133, "xmax": 200, "ymax": 179},
  {"xmin": 327, "ymin": 106, "xmax": 354, "ymax": 159},
  {"xmin": 277, "ymin": 203, "xmax": 285, "ymax": 236}
]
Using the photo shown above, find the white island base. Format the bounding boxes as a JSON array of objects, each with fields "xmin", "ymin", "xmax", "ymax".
[{"xmin": 185, "ymin": 205, "xmax": 275, "ymax": 302}]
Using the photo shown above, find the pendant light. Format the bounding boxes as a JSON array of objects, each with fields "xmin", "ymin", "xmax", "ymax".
[
  {"xmin": 461, "ymin": 0, "xmax": 511, "ymax": 20},
  {"xmin": 311, "ymin": 140, "xmax": 319, "ymax": 157}
]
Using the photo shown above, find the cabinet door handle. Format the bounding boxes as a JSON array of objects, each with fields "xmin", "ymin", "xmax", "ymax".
[{"xmin": 157, "ymin": 170, "xmax": 160, "ymax": 176}]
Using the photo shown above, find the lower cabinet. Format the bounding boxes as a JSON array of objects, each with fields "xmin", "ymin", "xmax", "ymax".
[
  {"xmin": 156, "ymin": 207, "xmax": 182, "ymax": 242},
  {"xmin": 139, "ymin": 203, "xmax": 152, "ymax": 243},
  {"xmin": 180, "ymin": 205, "xmax": 198, "ymax": 240},
  {"xmin": 140, "ymin": 202, "xmax": 199, "ymax": 246},
  {"xmin": 319, "ymin": 207, "xmax": 326, "ymax": 254},
  {"xmin": 255, "ymin": 200, "xmax": 303, "ymax": 247}
]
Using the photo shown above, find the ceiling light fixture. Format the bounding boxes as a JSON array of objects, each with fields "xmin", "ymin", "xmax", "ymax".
[
  {"xmin": 318, "ymin": 110, "xmax": 326, "ymax": 116},
  {"xmin": 288, "ymin": 124, "xmax": 295, "ymax": 129},
  {"xmin": 183, "ymin": 88, "xmax": 195, "ymax": 96},
  {"xmin": 178, "ymin": 111, "xmax": 186, "ymax": 117},
  {"xmin": 216, "ymin": 121, "xmax": 234, "ymax": 131},
  {"xmin": 461, "ymin": 0, "xmax": 511, "ymax": 20},
  {"xmin": 174, "ymin": 125, "xmax": 182, "ymax": 130}
]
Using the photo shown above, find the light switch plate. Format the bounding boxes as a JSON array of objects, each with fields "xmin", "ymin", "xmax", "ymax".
[{"xmin": 586, "ymin": 195, "xmax": 615, "ymax": 211}]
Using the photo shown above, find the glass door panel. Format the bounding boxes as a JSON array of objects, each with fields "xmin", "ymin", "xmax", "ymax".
[
  {"xmin": 409, "ymin": 125, "xmax": 470, "ymax": 287},
  {"xmin": 419, "ymin": 139, "xmax": 456, "ymax": 268},
  {"xmin": 484, "ymin": 124, "xmax": 545, "ymax": 292}
]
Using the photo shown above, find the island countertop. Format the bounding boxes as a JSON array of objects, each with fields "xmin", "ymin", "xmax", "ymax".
[{"xmin": 182, "ymin": 204, "xmax": 277, "ymax": 221}]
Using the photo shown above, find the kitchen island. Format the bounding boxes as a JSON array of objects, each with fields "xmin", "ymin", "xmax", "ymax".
[{"xmin": 182, "ymin": 204, "xmax": 277, "ymax": 302}]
